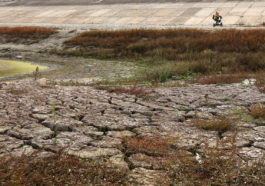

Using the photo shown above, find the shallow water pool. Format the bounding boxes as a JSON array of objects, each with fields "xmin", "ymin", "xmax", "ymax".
[{"xmin": 0, "ymin": 59, "xmax": 47, "ymax": 78}]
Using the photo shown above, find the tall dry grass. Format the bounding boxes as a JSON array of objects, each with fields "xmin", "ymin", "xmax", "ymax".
[
  {"xmin": 0, "ymin": 26, "xmax": 57, "ymax": 38},
  {"xmin": 0, "ymin": 26, "xmax": 57, "ymax": 44},
  {"xmin": 61, "ymin": 29, "xmax": 265, "ymax": 83},
  {"xmin": 65, "ymin": 29, "xmax": 265, "ymax": 57}
]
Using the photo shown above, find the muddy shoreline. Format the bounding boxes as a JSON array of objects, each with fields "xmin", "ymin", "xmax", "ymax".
[{"xmin": 0, "ymin": 28, "xmax": 136, "ymax": 82}]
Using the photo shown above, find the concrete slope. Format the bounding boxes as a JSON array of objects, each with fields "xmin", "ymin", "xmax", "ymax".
[{"xmin": 0, "ymin": 1, "xmax": 265, "ymax": 29}]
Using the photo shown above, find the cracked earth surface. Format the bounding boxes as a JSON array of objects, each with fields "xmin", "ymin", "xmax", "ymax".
[{"xmin": 0, "ymin": 80, "xmax": 264, "ymax": 184}]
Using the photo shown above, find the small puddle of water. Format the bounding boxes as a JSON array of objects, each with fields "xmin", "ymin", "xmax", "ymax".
[{"xmin": 0, "ymin": 59, "xmax": 47, "ymax": 78}]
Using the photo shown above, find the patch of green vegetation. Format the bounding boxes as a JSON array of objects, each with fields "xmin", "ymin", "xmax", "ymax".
[
  {"xmin": 0, "ymin": 59, "xmax": 47, "ymax": 78},
  {"xmin": 222, "ymin": 97, "xmax": 233, "ymax": 101},
  {"xmin": 179, "ymin": 105, "xmax": 190, "ymax": 111},
  {"xmin": 230, "ymin": 108, "xmax": 264, "ymax": 124},
  {"xmin": 172, "ymin": 73, "xmax": 194, "ymax": 81},
  {"xmin": 231, "ymin": 109, "xmax": 245, "ymax": 115},
  {"xmin": 50, "ymin": 100, "xmax": 57, "ymax": 122},
  {"xmin": 242, "ymin": 114, "xmax": 255, "ymax": 122},
  {"xmin": 241, "ymin": 84, "xmax": 250, "ymax": 88}
]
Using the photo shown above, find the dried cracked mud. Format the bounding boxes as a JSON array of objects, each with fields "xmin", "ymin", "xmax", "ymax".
[
  {"xmin": 0, "ymin": 80, "xmax": 264, "ymax": 185},
  {"xmin": 0, "ymin": 1, "xmax": 265, "ymax": 182}
]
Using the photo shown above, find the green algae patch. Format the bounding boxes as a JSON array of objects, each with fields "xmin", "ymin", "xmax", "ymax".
[{"xmin": 0, "ymin": 59, "xmax": 47, "ymax": 78}]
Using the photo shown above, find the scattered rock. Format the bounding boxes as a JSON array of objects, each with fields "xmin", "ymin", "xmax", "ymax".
[
  {"xmin": 15, "ymin": 55, "xmax": 23, "ymax": 59},
  {"xmin": 37, "ymin": 78, "xmax": 47, "ymax": 86},
  {"xmin": 242, "ymin": 79, "xmax": 256, "ymax": 86}
]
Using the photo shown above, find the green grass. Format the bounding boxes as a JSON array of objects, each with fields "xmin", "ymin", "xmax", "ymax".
[
  {"xmin": 231, "ymin": 109, "xmax": 245, "ymax": 115},
  {"xmin": 0, "ymin": 59, "xmax": 47, "ymax": 78},
  {"xmin": 230, "ymin": 107, "xmax": 265, "ymax": 124},
  {"xmin": 222, "ymin": 97, "xmax": 233, "ymax": 101}
]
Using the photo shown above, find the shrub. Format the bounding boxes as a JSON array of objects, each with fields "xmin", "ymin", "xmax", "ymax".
[
  {"xmin": 0, "ymin": 26, "xmax": 57, "ymax": 44},
  {"xmin": 188, "ymin": 60, "xmax": 211, "ymax": 74},
  {"xmin": 193, "ymin": 117, "xmax": 233, "ymax": 133},
  {"xmin": 0, "ymin": 149, "xmax": 128, "ymax": 185},
  {"xmin": 0, "ymin": 26, "xmax": 56, "ymax": 38},
  {"xmin": 127, "ymin": 42, "xmax": 148, "ymax": 54},
  {"xmin": 250, "ymin": 103, "xmax": 265, "ymax": 119},
  {"xmin": 158, "ymin": 137, "xmax": 265, "ymax": 185},
  {"xmin": 124, "ymin": 136, "xmax": 265, "ymax": 185},
  {"xmin": 234, "ymin": 53, "xmax": 265, "ymax": 72},
  {"xmin": 123, "ymin": 136, "xmax": 178, "ymax": 156}
]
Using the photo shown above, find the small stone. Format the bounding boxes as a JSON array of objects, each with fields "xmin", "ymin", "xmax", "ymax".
[
  {"xmin": 32, "ymin": 114, "xmax": 50, "ymax": 122},
  {"xmin": 185, "ymin": 111, "xmax": 196, "ymax": 118},
  {"xmin": 16, "ymin": 55, "xmax": 23, "ymax": 59},
  {"xmin": 37, "ymin": 78, "xmax": 47, "ymax": 86}
]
